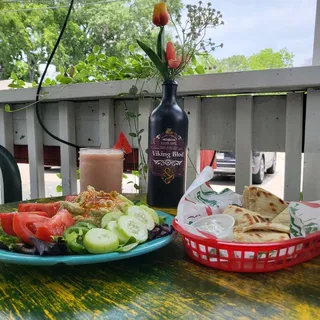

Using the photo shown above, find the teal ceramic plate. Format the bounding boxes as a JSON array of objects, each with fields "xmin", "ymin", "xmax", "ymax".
[{"xmin": 0, "ymin": 211, "xmax": 176, "ymax": 266}]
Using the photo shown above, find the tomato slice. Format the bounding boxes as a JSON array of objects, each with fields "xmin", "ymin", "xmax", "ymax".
[
  {"xmin": 18, "ymin": 202, "xmax": 60, "ymax": 218},
  {"xmin": 26, "ymin": 216, "xmax": 49, "ymax": 234},
  {"xmin": 1, "ymin": 213, "xmax": 17, "ymax": 236},
  {"xmin": 26, "ymin": 212, "xmax": 49, "ymax": 218},
  {"xmin": 13, "ymin": 213, "xmax": 49, "ymax": 244},
  {"xmin": 1, "ymin": 212, "xmax": 48, "ymax": 237},
  {"xmin": 35, "ymin": 209, "xmax": 75, "ymax": 242}
]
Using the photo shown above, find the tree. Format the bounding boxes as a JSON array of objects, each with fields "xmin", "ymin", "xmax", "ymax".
[
  {"xmin": 247, "ymin": 48, "xmax": 294, "ymax": 70},
  {"xmin": 81, "ymin": 0, "xmax": 183, "ymax": 56},
  {"xmin": 0, "ymin": 0, "xmax": 183, "ymax": 82},
  {"xmin": 206, "ymin": 48, "xmax": 294, "ymax": 73},
  {"xmin": 0, "ymin": 1, "xmax": 85, "ymax": 81},
  {"xmin": 213, "ymin": 55, "xmax": 249, "ymax": 72}
]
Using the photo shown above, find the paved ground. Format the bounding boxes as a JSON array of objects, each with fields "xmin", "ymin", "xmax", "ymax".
[
  {"xmin": 17, "ymin": 166, "xmax": 139, "ymax": 200},
  {"xmin": 209, "ymin": 152, "xmax": 287, "ymax": 198},
  {"xmin": 4, "ymin": 152, "xmax": 291, "ymax": 201}
]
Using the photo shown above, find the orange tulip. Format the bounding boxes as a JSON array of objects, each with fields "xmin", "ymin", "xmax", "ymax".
[
  {"xmin": 166, "ymin": 42, "xmax": 181, "ymax": 69},
  {"xmin": 152, "ymin": 2, "xmax": 169, "ymax": 27}
]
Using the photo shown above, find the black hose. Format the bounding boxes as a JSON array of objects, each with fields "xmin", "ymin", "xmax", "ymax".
[{"xmin": 35, "ymin": 0, "xmax": 80, "ymax": 149}]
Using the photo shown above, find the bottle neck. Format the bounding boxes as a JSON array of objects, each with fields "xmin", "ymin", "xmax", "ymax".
[{"xmin": 161, "ymin": 81, "xmax": 177, "ymax": 104}]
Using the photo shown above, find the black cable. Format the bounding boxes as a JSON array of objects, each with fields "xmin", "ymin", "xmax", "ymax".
[{"xmin": 35, "ymin": 0, "xmax": 80, "ymax": 149}]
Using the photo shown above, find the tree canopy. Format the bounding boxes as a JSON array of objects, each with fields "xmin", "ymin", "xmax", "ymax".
[
  {"xmin": 0, "ymin": 0, "xmax": 295, "ymax": 84},
  {"xmin": 0, "ymin": 0, "xmax": 183, "ymax": 81},
  {"xmin": 203, "ymin": 48, "xmax": 294, "ymax": 73}
]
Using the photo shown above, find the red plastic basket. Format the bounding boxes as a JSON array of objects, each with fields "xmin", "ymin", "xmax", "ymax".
[{"xmin": 173, "ymin": 219, "xmax": 320, "ymax": 272}]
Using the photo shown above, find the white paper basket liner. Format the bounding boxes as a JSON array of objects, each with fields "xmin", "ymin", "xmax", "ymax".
[{"xmin": 177, "ymin": 166, "xmax": 320, "ymax": 240}]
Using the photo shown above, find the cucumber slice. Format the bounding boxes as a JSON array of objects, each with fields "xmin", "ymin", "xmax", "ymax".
[
  {"xmin": 117, "ymin": 216, "xmax": 148, "ymax": 243},
  {"xmin": 101, "ymin": 211, "xmax": 124, "ymax": 228},
  {"xmin": 106, "ymin": 221, "xmax": 130, "ymax": 244},
  {"xmin": 139, "ymin": 205, "xmax": 160, "ymax": 224},
  {"xmin": 119, "ymin": 194, "xmax": 134, "ymax": 206},
  {"xmin": 83, "ymin": 228, "xmax": 119, "ymax": 254},
  {"xmin": 126, "ymin": 206, "xmax": 155, "ymax": 231}
]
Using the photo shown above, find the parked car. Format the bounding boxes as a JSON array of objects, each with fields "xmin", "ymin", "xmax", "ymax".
[{"xmin": 215, "ymin": 151, "xmax": 277, "ymax": 184}]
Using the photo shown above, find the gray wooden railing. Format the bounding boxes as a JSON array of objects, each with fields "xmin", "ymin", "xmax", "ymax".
[{"xmin": 1, "ymin": 66, "xmax": 320, "ymax": 202}]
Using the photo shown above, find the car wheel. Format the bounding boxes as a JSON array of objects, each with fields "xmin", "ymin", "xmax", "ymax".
[
  {"xmin": 252, "ymin": 157, "xmax": 265, "ymax": 184},
  {"xmin": 266, "ymin": 154, "xmax": 276, "ymax": 174}
]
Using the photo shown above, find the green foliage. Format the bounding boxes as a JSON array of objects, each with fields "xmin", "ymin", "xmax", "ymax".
[
  {"xmin": 124, "ymin": 105, "xmax": 148, "ymax": 190},
  {"xmin": 6, "ymin": 46, "xmax": 159, "ymax": 89},
  {"xmin": 132, "ymin": 170, "xmax": 140, "ymax": 177},
  {"xmin": 7, "ymin": 72, "xmax": 26, "ymax": 89},
  {"xmin": 199, "ymin": 48, "xmax": 294, "ymax": 73},
  {"xmin": 0, "ymin": 0, "xmax": 183, "ymax": 82},
  {"xmin": 56, "ymin": 169, "xmax": 80, "ymax": 193},
  {"xmin": 62, "ymin": 47, "xmax": 158, "ymax": 83},
  {"xmin": 157, "ymin": 27, "xmax": 166, "ymax": 64},
  {"xmin": 210, "ymin": 55, "xmax": 249, "ymax": 72},
  {"xmin": 0, "ymin": 1, "xmax": 82, "ymax": 82},
  {"xmin": 195, "ymin": 65, "xmax": 206, "ymax": 74},
  {"xmin": 11, "ymin": 61, "xmax": 29, "ymax": 80},
  {"xmin": 6, "ymin": 44, "xmax": 207, "ymax": 90},
  {"xmin": 247, "ymin": 48, "xmax": 294, "ymax": 70},
  {"xmin": 137, "ymin": 40, "xmax": 169, "ymax": 80}
]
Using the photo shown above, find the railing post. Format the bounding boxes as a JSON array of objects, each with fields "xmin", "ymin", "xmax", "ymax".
[
  {"xmin": 235, "ymin": 95, "xmax": 253, "ymax": 194},
  {"xmin": 138, "ymin": 98, "xmax": 153, "ymax": 193},
  {"xmin": 26, "ymin": 105, "xmax": 45, "ymax": 199},
  {"xmin": 184, "ymin": 97, "xmax": 201, "ymax": 188},
  {"xmin": 0, "ymin": 105, "xmax": 14, "ymax": 153},
  {"xmin": 99, "ymin": 98, "xmax": 115, "ymax": 148},
  {"xmin": 59, "ymin": 101, "xmax": 77, "ymax": 196},
  {"xmin": 0, "ymin": 105, "xmax": 14, "ymax": 204},
  {"xmin": 303, "ymin": 88, "xmax": 320, "ymax": 200},
  {"xmin": 0, "ymin": 104, "xmax": 13, "ymax": 203},
  {"xmin": 312, "ymin": 0, "xmax": 320, "ymax": 65},
  {"xmin": 284, "ymin": 93, "xmax": 303, "ymax": 201}
]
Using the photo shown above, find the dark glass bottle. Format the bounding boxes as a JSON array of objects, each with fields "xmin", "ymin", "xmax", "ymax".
[{"xmin": 147, "ymin": 80, "xmax": 189, "ymax": 207}]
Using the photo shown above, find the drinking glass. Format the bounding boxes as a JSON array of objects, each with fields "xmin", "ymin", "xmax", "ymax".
[{"xmin": 79, "ymin": 148, "xmax": 124, "ymax": 193}]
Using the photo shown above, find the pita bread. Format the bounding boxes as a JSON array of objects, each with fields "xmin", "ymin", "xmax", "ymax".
[
  {"xmin": 223, "ymin": 205, "xmax": 270, "ymax": 229},
  {"xmin": 242, "ymin": 186, "xmax": 288, "ymax": 220},
  {"xmin": 233, "ymin": 230, "xmax": 290, "ymax": 243},
  {"xmin": 223, "ymin": 204, "xmax": 290, "ymax": 243},
  {"xmin": 241, "ymin": 222, "xmax": 290, "ymax": 234},
  {"xmin": 272, "ymin": 207, "xmax": 290, "ymax": 227}
]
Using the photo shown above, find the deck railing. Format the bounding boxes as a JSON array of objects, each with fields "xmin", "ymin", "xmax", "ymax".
[{"xmin": 1, "ymin": 66, "xmax": 320, "ymax": 202}]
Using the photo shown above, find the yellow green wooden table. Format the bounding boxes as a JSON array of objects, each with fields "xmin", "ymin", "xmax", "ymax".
[{"xmin": 0, "ymin": 196, "xmax": 319, "ymax": 320}]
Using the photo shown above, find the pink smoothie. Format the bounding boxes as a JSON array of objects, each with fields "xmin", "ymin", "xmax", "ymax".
[{"xmin": 79, "ymin": 149, "xmax": 124, "ymax": 193}]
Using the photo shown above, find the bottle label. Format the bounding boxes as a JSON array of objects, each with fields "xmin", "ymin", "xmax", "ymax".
[{"xmin": 149, "ymin": 128, "xmax": 186, "ymax": 184}]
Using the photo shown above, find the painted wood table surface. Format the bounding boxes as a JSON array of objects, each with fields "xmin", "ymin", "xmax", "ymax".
[{"xmin": 0, "ymin": 196, "xmax": 319, "ymax": 320}]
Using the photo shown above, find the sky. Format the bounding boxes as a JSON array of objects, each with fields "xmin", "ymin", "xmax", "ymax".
[{"xmin": 183, "ymin": 0, "xmax": 317, "ymax": 66}]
